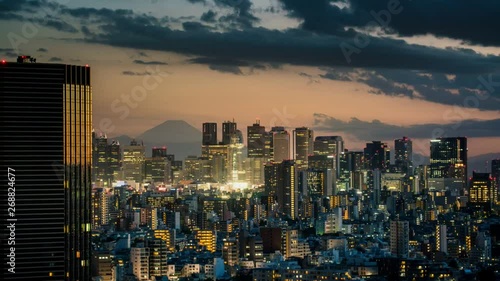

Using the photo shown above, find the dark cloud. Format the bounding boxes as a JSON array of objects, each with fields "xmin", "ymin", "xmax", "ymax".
[
  {"xmin": 214, "ymin": 0, "xmax": 259, "ymax": 28},
  {"xmin": 49, "ymin": 56, "xmax": 62, "ymax": 62},
  {"xmin": 186, "ymin": 0, "xmax": 206, "ymax": 4},
  {"xmin": 4, "ymin": 0, "xmax": 500, "ymax": 110},
  {"xmin": 320, "ymin": 68, "xmax": 500, "ymax": 111},
  {"xmin": 182, "ymin": 21, "xmax": 210, "ymax": 31},
  {"xmin": 348, "ymin": 0, "xmax": 500, "ymax": 47},
  {"xmin": 38, "ymin": 17, "xmax": 78, "ymax": 33},
  {"xmin": 200, "ymin": 10, "xmax": 217, "ymax": 23},
  {"xmin": 122, "ymin": 70, "xmax": 154, "ymax": 76},
  {"xmin": 187, "ymin": 56, "xmax": 268, "ymax": 75},
  {"xmin": 279, "ymin": 0, "xmax": 500, "ymax": 47},
  {"xmin": 133, "ymin": 59, "xmax": 167, "ymax": 65},
  {"xmin": 314, "ymin": 113, "xmax": 500, "ymax": 141},
  {"xmin": 37, "ymin": 47, "xmax": 48, "ymax": 52}
]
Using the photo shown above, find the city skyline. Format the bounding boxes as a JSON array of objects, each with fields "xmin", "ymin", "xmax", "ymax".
[
  {"xmin": 2, "ymin": 1, "xmax": 500, "ymax": 280},
  {"xmin": 0, "ymin": 0, "xmax": 499, "ymax": 157}
]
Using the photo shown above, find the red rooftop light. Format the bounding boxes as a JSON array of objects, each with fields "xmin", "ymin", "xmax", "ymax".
[{"xmin": 1, "ymin": 60, "xmax": 5, "ymax": 64}]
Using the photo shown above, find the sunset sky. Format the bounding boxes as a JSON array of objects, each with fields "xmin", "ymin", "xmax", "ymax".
[{"xmin": 1, "ymin": 0, "xmax": 500, "ymax": 156}]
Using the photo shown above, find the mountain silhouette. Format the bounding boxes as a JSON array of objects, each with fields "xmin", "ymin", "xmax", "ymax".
[{"xmin": 110, "ymin": 120, "xmax": 201, "ymax": 160}]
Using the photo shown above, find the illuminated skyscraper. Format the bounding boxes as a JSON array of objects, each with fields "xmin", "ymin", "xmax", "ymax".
[
  {"xmin": 247, "ymin": 121, "xmax": 266, "ymax": 158},
  {"xmin": 202, "ymin": 122, "xmax": 218, "ymax": 145},
  {"xmin": 469, "ymin": 172, "xmax": 497, "ymax": 210},
  {"xmin": 107, "ymin": 140, "xmax": 121, "ymax": 183},
  {"xmin": 0, "ymin": 57, "xmax": 92, "ymax": 280},
  {"xmin": 314, "ymin": 136, "xmax": 344, "ymax": 178},
  {"xmin": 395, "ymin": 136, "xmax": 413, "ymax": 174},
  {"xmin": 93, "ymin": 133, "xmax": 109, "ymax": 184},
  {"xmin": 430, "ymin": 137, "xmax": 467, "ymax": 180},
  {"xmin": 293, "ymin": 127, "xmax": 314, "ymax": 171},
  {"xmin": 228, "ymin": 131, "xmax": 246, "ymax": 182},
  {"xmin": 123, "ymin": 140, "xmax": 146, "ymax": 182}
]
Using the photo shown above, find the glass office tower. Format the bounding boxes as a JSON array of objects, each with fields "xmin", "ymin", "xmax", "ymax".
[{"xmin": 0, "ymin": 57, "xmax": 92, "ymax": 281}]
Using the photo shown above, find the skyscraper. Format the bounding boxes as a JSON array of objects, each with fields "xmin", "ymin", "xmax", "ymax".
[
  {"xmin": 202, "ymin": 122, "xmax": 218, "ymax": 145},
  {"xmin": 390, "ymin": 220, "xmax": 409, "ymax": 258},
  {"xmin": 265, "ymin": 160, "xmax": 297, "ymax": 219},
  {"xmin": 469, "ymin": 172, "xmax": 497, "ymax": 211},
  {"xmin": 293, "ymin": 127, "xmax": 314, "ymax": 171},
  {"xmin": 430, "ymin": 137, "xmax": 467, "ymax": 180},
  {"xmin": 0, "ymin": 57, "xmax": 91, "ymax": 280},
  {"xmin": 395, "ymin": 137, "xmax": 413, "ymax": 174},
  {"xmin": 123, "ymin": 140, "xmax": 146, "ymax": 182},
  {"xmin": 364, "ymin": 141, "xmax": 390, "ymax": 172},
  {"xmin": 314, "ymin": 136, "xmax": 344, "ymax": 177},
  {"xmin": 222, "ymin": 120, "xmax": 237, "ymax": 145},
  {"xmin": 247, "ymin": 121, "xmax": 266, "ymax": 158},
  {"xmin": 492, "ymin": 159, "xmax": 500, "ymax": 191},
  {"xmin": 272, "ymin": 128, "xmax": 290, "ymax": 163},
  {"xmin": 93, "ymin": 133, "xmax": 109, "ymax": 184}
]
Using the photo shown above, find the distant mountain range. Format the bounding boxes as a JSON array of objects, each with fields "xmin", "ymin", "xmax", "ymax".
[
  {"xmin": 109, "ymin": 120, "xmax": 499, "ymax": 175},
  {"xmin": 111, "ymin": 120, "xmax": 201, "ymax": 160}
]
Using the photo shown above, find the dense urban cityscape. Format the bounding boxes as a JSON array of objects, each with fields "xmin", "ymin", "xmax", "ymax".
[
  {"xmin": 90, "ymin": 120, "xmax": 500, "ymax": 281},
  {"xmin": 2, "ymin": 1, "xmax": 500, "ymax": 281}
]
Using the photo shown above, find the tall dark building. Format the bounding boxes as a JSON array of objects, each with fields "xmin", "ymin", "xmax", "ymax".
[
  {"xmin": 202, "ymin": 122, "xmax": 218, "ymax": 145},
  {"xmin": 364, "ymin": 141, "xmax": 390, "ymax": 171},
  {"xmin": 265, "ymin": 160, "xmax": 297, "ymax": 219},
  {"xmin": 469, "ymin": 172, "xmax": 497, "ymax": 211},
  {"xmin": 222, "ymin": 121, "xmax": 237, "ymax": 145},
  {"xmin": 247, "ymin": 121, "xmax": 266, "ymax": 158},
  {"xmin": 492, "ymin": 159, "xmax": 500, "ymax": 191},
  {"xmin": 429, "ymin": 137, "xmax": 467, "ymax": 181},
  {"xmin": 0, "ymin": 57, "xmax": 92, "ymax": 280},
  {"xmin": 395, "ymin": 136, "xmax": 413, "ymax": 174}
]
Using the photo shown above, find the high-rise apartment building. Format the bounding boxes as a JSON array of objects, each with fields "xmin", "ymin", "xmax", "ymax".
[
  {"xmin": 0, "ymin": 57, "xmax": 92, "ymax": 280},
  {"xmin": 390, "ymin": 220, "xmax": 409, "ymax": 258}
]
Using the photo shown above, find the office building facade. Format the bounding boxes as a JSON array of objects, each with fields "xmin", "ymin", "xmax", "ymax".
[{"xmin": 0, "ymin": 58, "xmax": 92, "ymax": 280}]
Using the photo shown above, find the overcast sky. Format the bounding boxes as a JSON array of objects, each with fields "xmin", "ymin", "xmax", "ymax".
[{"xmin": 1, "ymin": 0, "xmax": 500, "ymax": 156}]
